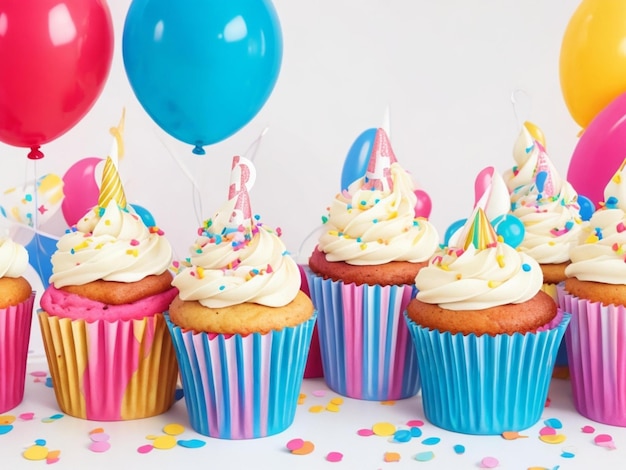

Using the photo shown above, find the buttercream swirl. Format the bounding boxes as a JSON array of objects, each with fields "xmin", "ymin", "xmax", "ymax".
[
  {"xmin": 565, "ymin": 162, "xmax": 626, "ymax": 284},
  {"xmin": 172, "ymin": 197, "xmax": 301, "ymax": 309},
  {"xmin": 317, "ymin": 162, "xmax": 439, "ymax": 265},
  {"xmin": 504, "ymin": 125, "xmax": 539, "ymax": 192},
  {"xmin": 415, "ymin": 208, "xmax": 543, "ymax": 310},
  {"xmin": 0, "ymin": 237, "xmax": 29, "ymax": 278},
  {"xmin": 49, "ymin": 199, "xmax": 173, "ymax": 287}
]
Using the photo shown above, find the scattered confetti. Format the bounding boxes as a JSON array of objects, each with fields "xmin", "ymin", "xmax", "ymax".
[
  {"xmin": 89, "ymin": 441, "xmax": 111, "ymax": 453},
  {"xmin": 415, "ymin": 451, "xmax": 435, "ymax": 462},
  {"xmin": 41, "ymin": 414, "xmax": 64, "ymax": 423},
  {"xmin": 502, "ymin": 431, "xmax": 527, "ymax": 440},
  {"xmin": 308, "ymin": 405, "xmax": 324, "ymax": 413},
  {"xmin": 544, "ymin": 418, "xmax": 562, "ymax": 429},
  {"xmin": 46, "ymin": 449, "xmax": 61, "ymax": 465},
  {"xmin": 23, "ymin": 445, "xmax": 50, "ymax": 461},
  {"xmin": 163, "ymin": 423, "xmax": 185, "ymax": 436},
  {"xmin": 357, "ymin": 429, "xmax": 374, "ymax": 437},
  {"xmin": 0, "ymin": 415, "xmax": 15, "ymax": 424},
  {"xmin": 90, "ymin": 432, "xmax": 110, "ymax": 442},
  {"xmin": 384, "ymin": 452, "xmax": 401, "ymax": 462},
  {"xmin": 311, "ymin": 390, "xmax": 327, "ymax": 397},
  {"xmin": 152, "ymin": 435, "xmax": 177, "ymax": 450},
  {"xmin": 406, "ymin": 419, "xmax": 424, "ymax": 427},
  {"xmin": 372, "ymin": 422, "xmax": 396, "ymax": 437},
  {"xmin": 561, "ymin": 451, "xmax": 575, "ymax": 459},
  {"xmin": 18, "ymin": 412, "xmax": 34, "ymax": 421},
  {"xmin": 422, "ymin": 437, "xmax": 441, "ymax": 446},
  {"xmin": 88, "ymin": 427, "xmax": 111, "ymax": 453},
  {"xmin": 581, "ymin": 425, "xmax": 595, "ymax": 434},
  {"xmin": 539, "ymin": 427, "xmax": 557, "ymax": 436},
  {"xmin": 177, "ymin": 439, "xmax": 206, "ymax": 449},
  {"xmin": 137, "ymin": 444, "xmax": 154, "ymax": 454},
  {"xmin": 539, "ymin": 434, "xmax": 567, "ymax": 444},
  {"xmin": 297, "ymin": 393, "xmax": 306, "ymax": 405},
  {"xmin": 380, "ymin": 400, "xmax": 396, "ymax": 406},
  {"xmin": 330, "ymin": 397, "xmax": 344, "ymax": 406},
  {"xmin": 410, "ymin": 427, "xmax": 422, "ymax": 438},
  {"xmin": 480, "ymin": 456, "xmax": 499, "ymax": 468},
  {"xmin": 594, "ymin": 434, "xmax": 616, "ymax": 450},
  {"xmin": 326, "ymin": 451, "xmax": 343, "ymax": 462},
  {"xmin": 392, "ymin": 429, "xmax": 412, "ymax": 443},
  {"xmin": 326, "ymin": 403, "xmax": 341, "ymax": 412},
  {"xmin": 453, "ymin": 444, "xmax": 465, "ymax": 455},
  {"xmin": 0, "ymin": 425, "xmax": 13, "ymax": 435},
  {"xmin": 291, "ymin": 440, "xmax": 315, "ymax": 456},
  {"xmin": 286, "ymin": 438, "xmax": 304, "ymax": 451}
]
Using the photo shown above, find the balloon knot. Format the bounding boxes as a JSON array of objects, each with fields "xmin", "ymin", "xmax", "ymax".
[
  {"xmin": 28, "ymin": 146, "xmax": 44, "ymax": 160},
  {"xmin": 192, "ymin": 145, "xmax": 206, "ymax": 156}
]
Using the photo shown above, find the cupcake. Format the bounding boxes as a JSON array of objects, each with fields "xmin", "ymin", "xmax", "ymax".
[
  {"xmin": 307, "ymin": 128, "xmax": 439, "ymax": 401},
  {"xmin": 38, "ymin": 152, "xmax": 179, "ymax": 421},
  {"xmin": 0, "ymin": 235, "xmax": 34, "ymax": 413},
  {"xmin": 406, "ymin": 207, "xmax": 569, "ymax": 434},
  {"xmin": 167, "ymin": 156, "xmax": 316, "ymax": 439},
  {"xmin": 559, "ymin": 158, "xmax": 626, "ymax": 426}
]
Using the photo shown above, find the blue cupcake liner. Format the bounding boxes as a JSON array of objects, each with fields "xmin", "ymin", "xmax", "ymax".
[
  {"xmin": 166, "ymin": 313, "xmax": 316, "ymax": 439},
  {"xmin": 405, "ymin": 311, "xmax": 570, "ymax": 435}
]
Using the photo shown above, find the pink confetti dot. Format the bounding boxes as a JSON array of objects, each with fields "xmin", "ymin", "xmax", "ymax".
[
  {"xmin": 286, "ymin": 438, "xmax": 304, "ymax": 451},
  {"xmin": 406, "ymin": 419, "xmax": 424, "ymax": 427},
  {"xmin": 594, "ymin": 434, "xmax": 613, "ymax": 444},
  {"xmin": 326, "ymin": 452, "xmax": 343, "ymax": 462},
  {"xmin": 90, "ymin": 432, "xmax": 110, "ymax": 442},
  {"xmin": 539, "ymin": 426, "xmax": 556, "ymax": 436},
  {"xmin": 18, "ymin": 413, "xmax": 34, "ymax": 421},
  {"xmin": 480, "ymin": 456, "xmax": 499, "ymax": 468},
  {"xmin": 311, "ymin": 390, "xmax": 327, "ymax": 397},
  {"xmin": 30, "ymin": 371, "xmax": 47, "ymax": 377},
  {"xmin": 137, "ymin": 444, "xmax": 154, "ymax": 454},
  {"xmin": 89, "ymin": 441, "xmax": 111, "ymax": 453},
  {"xmin": 357, "ymin": 428, "xmax": 374, "ymax": 437},
  {"xmin": 581, "ymin": 425, "xmax": 595, "ymax": 434}
]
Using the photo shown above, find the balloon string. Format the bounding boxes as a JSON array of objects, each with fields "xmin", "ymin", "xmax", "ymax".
[
  {"xmin": 243, "ymin": 127, "xmax": 269, "ymax": 162},
  {"xmin": 29, "ymin": 159, "xmax": 51, "ymax": 286},
  {"xmin": 510, "ymin": 89, "xmax": 532, "ymax": 130}
]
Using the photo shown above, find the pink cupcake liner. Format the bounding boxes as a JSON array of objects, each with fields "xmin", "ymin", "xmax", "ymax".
[
  {"xmin": 166, "ymin": 314, "xmax": 316, "ymax": 439},
  {"xmin": 558, "ymin": 286, "xmax": 626, "ymax": 426},
  {"xmin": 405, "ymin": 309, "xmax": 569, "ymax": 435},
  {"xmin": 0, "ymin": 293, "xmax": 35, "ymax": 413},
  {"xmin": 306, "ymin": 267, "xmax": 419, "ymax": 401},
  {"xmin": 38, "ymin": 311, "xmax": 178, "ymax": 420},
  {"xmin": 298, "ymin": 264, "xmax": 323, "ymax": 378}
]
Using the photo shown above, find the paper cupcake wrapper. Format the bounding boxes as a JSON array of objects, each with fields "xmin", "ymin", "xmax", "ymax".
[
  {"xmin": 166, "ymin": 313, "xmax": 316, "ymax": 439},
  {"xmin": 299, "ymin": 264, "xmax": 323, "ymax": 378},
  {"xmin": 38, "ymin": 311, "xmax": 178, "ymax": 421},
  {"xmin": 0, "ymin": 293, "xmax": 35, "ymax": 413},
  {"xmin": 558, "ymin": 287, "xmax": 626, "ymax": 426},
  {"xmin": 542, "ymin": 282, "xmax": 568, "ymax": 367},
  {"xmin": 307, "ymin": 269, "xmax": 419, "ymax": 401},
  {"xmin": 405, "ymin": 310, "xmax": 570, "ymax": 435}
]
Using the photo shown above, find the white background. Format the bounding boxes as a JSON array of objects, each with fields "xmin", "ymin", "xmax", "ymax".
[{"xmin": 0, "ymin": 1, "xmax": 581, "ymax": 347}]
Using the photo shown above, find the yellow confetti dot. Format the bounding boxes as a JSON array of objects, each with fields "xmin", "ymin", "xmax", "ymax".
[
  {"xmin": 23, "ymin": 445, "xmax": 48, "ymax": 461},
  {"xmin": 308, "ymin": 405, "xmax": 324, "ymax": 413},
  {"xmin": 145, "ymin": 434, "xmax": 159, "ymax": 440},
  {"xmin": 0, "ymin": 415, "xmax": 15, "ymax": 424},
  {"xmin": 372, "ymin": 422, "xmax": 396, "ymax": 436},
  {"xmin": 326, "ymin": 403, "xmax": 340, "ymax": 412},
  {"xmin": 163, "ymin": 423, "xmax": 185, "ymax": 436},
  {"xmin": 153, "ymin": 435, "xmax": 177, "ymax": 449},
  {"xmin": 329, "ymin": 397, "xmax": 343, "ymax": 406},
  {"xmin": 539, "ymin": 434, "xmax": 566, "ymax": 444}
]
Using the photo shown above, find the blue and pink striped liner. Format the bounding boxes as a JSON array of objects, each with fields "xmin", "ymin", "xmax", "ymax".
[
  {"xmin": 306, "ymin": 268, "xmax": 419, "ymax": 401},
  {"xmin": 166, "ymin": 313, "xmax": 316, "ymax": 439}
]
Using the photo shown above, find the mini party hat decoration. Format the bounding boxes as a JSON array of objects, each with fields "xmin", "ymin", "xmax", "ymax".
[
  {"xmin": 461, "ymin": 208, "xmax": 498, "ymax": 251},
  {"xmin": 227, "ymin": 156, "xmax": 256, "ymax": 228},
  {"xmin": 362, "ymin": 128, "xmax": 397, "ymax": 191},
  {"xmin": 533, "ymin": 143, "xmax": 556, "ymax": 199},
  {"xmin": 98, "ymin": 157, "xmax": 127, "ymax": 210}
]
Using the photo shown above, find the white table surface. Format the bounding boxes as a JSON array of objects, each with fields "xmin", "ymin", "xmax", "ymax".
[{"xmin": 0, "ymin": 357, "xmax": 624, "ymax": 470}]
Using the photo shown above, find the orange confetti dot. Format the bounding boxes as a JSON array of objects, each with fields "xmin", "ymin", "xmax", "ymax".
[
  {"xmin": 502, "ymin": 431, "xmax": 527, "ymax": 440},
  {"xmin": 89, "ymin": 427, "xmax": 105, "ymax": 435},
  {"xmin": 384, "ymin": 452, "xmax": 401, "ymax": 462},
  {"xmin": 380, "ymin": 400, "xmax": 396, "ymax": 406},
  {"xmin": 0, "ymin": 415, "xmax": 15, "ymax": 424},
  {"xmin": 291, "ymin": 441, "xmax": 315, "ymax": 455}
]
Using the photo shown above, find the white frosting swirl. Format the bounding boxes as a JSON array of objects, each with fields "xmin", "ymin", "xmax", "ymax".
[
  {"xmin": 565, "ymin": 166, "xmax": 626, "ymax": 284},
  {"xmin": 0, "ymin": 237, "xmax": 29, "ymax": 278},
  {"xmin": 318, "ymin": 162, "xmax": 439, "ymax": 265},
  {"xmin": 49, "ymin": 199, "xmax": 173, "ymax": 287},
  {"xmin": 415, "ymin": 242, "xmax": 543, "ymax": 310},
  {"xmin": 172, "ymin": 197, "xmax": 301, "ymax": 309},
  {"xmin": 504, "ymin": 125, "xmax": 538, "ymax": 192}
]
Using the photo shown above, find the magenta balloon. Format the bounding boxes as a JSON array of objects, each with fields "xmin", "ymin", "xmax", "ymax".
[
  {"xmin": 414, "ymin": 189, "xmax": 432, "ymax": 219},
  {"xmin": 61, "ymin": 157, "xmax": 102, "ymax": 226},
  {"xmin": 567, "ymin": 91, "xmax": 626, "ymax": 207}
]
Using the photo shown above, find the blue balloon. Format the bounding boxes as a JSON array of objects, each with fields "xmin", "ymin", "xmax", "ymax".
[
  {"xmin": 130, "ymin": 203, "xmax": 156, "ymax": 228},
  {"xmin": 25, "ymin": 233, "xmax": 58, "ymax": 289},
  {"xmin": 123, "ymin": 0, "xmax": 283, "ymax": 154},
  {"xmin": 492, "ymin": 214, "xmax": 525, "ymax": 248},
  {"xmin": 443, "ymin": 218, "xmax": 467, "ymax": 247},
  {"xmin": 341, "ymin": 128, "xmax": 376, "ymax": 190},
  {"xmin": 577, "ymin": 194, "xmax": 595, "ymax": 221}
]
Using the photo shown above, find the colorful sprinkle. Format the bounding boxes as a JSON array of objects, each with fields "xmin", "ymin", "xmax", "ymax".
[
  {"xmin": 163, "ymin": 423, "xmax": 185, "ymax": 436},
  {"xmin": 581, "ymin": 425, "xmax": 595, "ymax": 434},
  {"xmin": 18, "ymin": 412, "xmax": 34, "ymax": 421},
  {"xmin": 0, "ymin": 425, "xmax": 13, "ymax": 435},
  {"xmin": 502, "ymin": 431, "xmax": 527, "ymax": 440},
  {"xmin": 480, "ymin": 456, "xmax": 499, "ymax": 468},
  {"xmin": 326, "ymin": 451, "xmax": 343, "ymax": 462},
  {"xmin": 392, "ymin": 429, "xmax": 412, "ymax": 443},
  {"xmin": 539, "ymin": 426, "xmax": 557, "ymax": 436},
  {"xmin": 357, "ymin": 428, "xmax": 374, "ymax": 437},
  {"xmin": 544, "ymin": 418, "xmax": 562, "ymax": 429},
  {"xmin": 23, "ymin": 445, "xmax": 49, "ymax": 461},
  {"xmin": 177, "ymin": 439, "xmax": 206, "ymax": 449},
  {"xmin": 89, "ymin": 441, "xmax": 111, "ymax": 453},
  {"xmin": 311, "ymin": 389, "xmax": 327, "ymax": 397},
  {"xmin": 539, "ymin": 434, "xmax": 566, "ymax": 444},
  {"xmin": 453, "ymin": 444, "xmax": 465, "ymax": 455},
  {"xmin": 384, "ymin": 452, "xmax": 401, "ymax": 462},
  {"xmin": 137, "ymin": 444, "xmax": 154, "ymax": 454},
  {"xmin": 422, "ymin": 437, "xmax": 441, "ymax": 446},
  {"xmin": 406, "ymin": 419, "xmax": 424, "ymax": 427},
  {"xmin": 594, "ymin": 434, "xmax": 616, "ymax": 449},
  {"xmin": 372, "ymin": 422, "xmax": 396, "ymax": 436},
  {"xmin": 415, "ymin": 451, "xmax": 435, "ymax": 462}
]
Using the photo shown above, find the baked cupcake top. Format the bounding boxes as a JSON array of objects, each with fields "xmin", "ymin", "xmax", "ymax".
[
  {"xmin": 316, "ymin": 128, "xmax": 438, "ymax": 266},
  {"xmin": 415, "ymin": 208, "xmax": 543, "ymax": 310},
  {"xmin": 49, "ymin": 156, "xmax": 173, "ymax": 288},
  {"xmin": 565, "ymin": 158, "xmax": 626, "ymax": 284},
  {"xmin": 0, "ymin": 236, "xmax": 29, "ymax": 278},
  {"xmin": 172, "ymin": 156, "xmax": 300, "ymax": 309},
  {"xmin": 505, "ymin": 124, "xmax": 583, "ymax": 264}
]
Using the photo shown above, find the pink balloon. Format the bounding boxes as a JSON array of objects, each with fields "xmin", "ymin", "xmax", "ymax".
[
  {"xmin": 61, "ymin": 157, "xmax": 102, "ymax": 226},
  {"xmin": 414, "ymin": 189, "xmax": 432, "ymax": 219},
  {"xmin": 474, "ymin": 166, "xmax": 494, "ymax": 207},
  {"xmin": 568, "ymin": 91, "xmax": 626, "ymax": 207}
]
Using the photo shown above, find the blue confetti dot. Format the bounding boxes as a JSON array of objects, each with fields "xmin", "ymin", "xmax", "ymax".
[
  {"xmin": 410, "ymin": 426, "xmax": 422, "ymax": 438},
  {"xmin": 544, "ymin": 418, "xmax": 563, "ymax": 429},
  {"xmin": 0, "ymin": 425, "xmax": 13, "ymax": 435},
  {"xmin": 422, "ymin": 437, "xmax": 441, "ymax": 446},
  {"xmin": 453, "ymin": 444, "xmax": 465, "ymax": 455},
  {"xmin": 415, "ymin": 451, "xmax": 435, "ymax": 462},
  {"xmin": 522, "ymin": 263, "xmax": 531, "ymax": 272},
  {"xmin": 393, "ymin": 429, "xmax": 412, "ymax": 443},
  {"xmin": 34, "ymin": 439, "xmax": 46, "ymax": 446},
  {"xmin": 45, "ymin": 377, "xmax": 53, "ymax": 388},
  {"xmin": 561, "ymin": 451, "xmax": 575, "ymax": 459},
  {"xmin": 177, "ymin": 439, "xmax": 206, "ymax": 449}
]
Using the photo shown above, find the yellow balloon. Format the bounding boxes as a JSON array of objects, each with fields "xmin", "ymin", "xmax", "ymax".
[{"xmin": 559, "ymin": 0, "xmax": 626, "ymax": 129}]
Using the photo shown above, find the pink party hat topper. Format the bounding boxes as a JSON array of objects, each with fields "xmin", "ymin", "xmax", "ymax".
[
  {"xmin": 473, "ymin": 166, "xmax": 510, "ymax": 220},
  {"xmin": 533, "ymin": 142, "xmax": 556, "ymax": 199},
  {"xmin": 227, "ymin": 156, "xmax": 257, "ymax": 227},
  {"xmin": 362, "ymin": 128, "xmax": 397, "ymax": 191}
]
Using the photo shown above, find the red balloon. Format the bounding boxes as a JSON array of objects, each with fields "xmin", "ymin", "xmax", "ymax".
[{"xmin": 0, "ymin": 0, "xmax": 113, "ymax": 158}]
